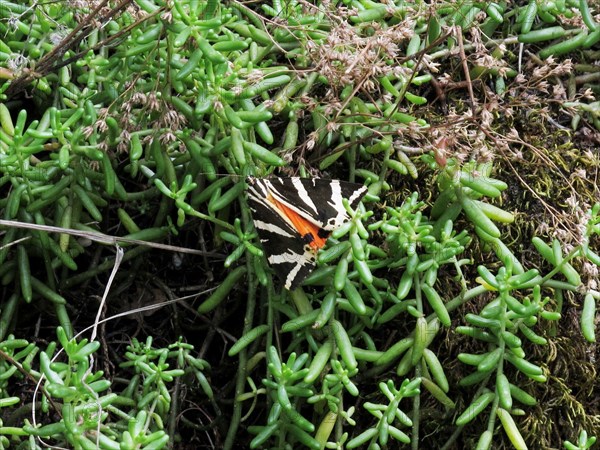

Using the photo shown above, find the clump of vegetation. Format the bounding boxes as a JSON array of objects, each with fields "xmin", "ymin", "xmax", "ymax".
[{"xmin": 0, "ymin": 0, "xmax": 599, "ymax": 449}]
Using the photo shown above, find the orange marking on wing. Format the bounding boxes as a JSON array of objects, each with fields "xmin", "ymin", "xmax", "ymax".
[{"xmin": 271, "ymin": 196, "xmax": 328, "ymax": 251}]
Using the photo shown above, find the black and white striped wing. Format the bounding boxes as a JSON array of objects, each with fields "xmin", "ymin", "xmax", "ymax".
[
  {"xmin": 257, "ymin": 177, "xmax": 367, "ymax": 231},
  {"xmin": 246, "ymin": 177, "xmax": 367, "ymax": 290},
  {"xmin": 247, "ymin": 178, "xmax": 317, "ymax": 290}
]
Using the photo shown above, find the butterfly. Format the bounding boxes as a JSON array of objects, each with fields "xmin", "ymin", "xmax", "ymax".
[{"xmin": 246, "ymin": 177, "xmax": 367, "ymax": 290}]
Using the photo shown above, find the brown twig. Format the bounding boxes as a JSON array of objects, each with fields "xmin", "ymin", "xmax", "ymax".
[
  {"xmin": 0, "ymin": 349, "xmax": 63, "ymax": 418},
  {"xmin": 5, "ymin": 0, "xmax": 137, "ymax": 98},
  {"xmin": 52, "ymin": 6, "xmax": 165, "ymax": 75},
  {"xmin": 455, "ymin": 26, "xmax": 476, "ymax": 117},
  {"xmin": 0, "ymin": 219, "xmax": 217, "ymax": 256}
]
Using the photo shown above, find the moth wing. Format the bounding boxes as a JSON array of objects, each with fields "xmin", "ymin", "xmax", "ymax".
[
  {"xmin": 247, "ymin": 178, "xmax": 317, "ymax": 289},
  {"xmin": 264, "ymin": 177, "xmax": 367, "ymax": 231}
]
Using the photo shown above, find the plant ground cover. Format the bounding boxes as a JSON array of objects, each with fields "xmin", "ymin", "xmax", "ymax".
[{"xmin": 0, "ymin": 0, "xmax": 599, "ymax": 449}]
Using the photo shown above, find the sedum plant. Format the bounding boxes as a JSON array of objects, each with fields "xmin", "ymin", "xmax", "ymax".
[
  {"xmin": 0, "ymin": 0, "xmax": 599, "ymax": 448},
  {"xmin": 0, "ymin": 329, "xmax": 212, "ymax": 449}
]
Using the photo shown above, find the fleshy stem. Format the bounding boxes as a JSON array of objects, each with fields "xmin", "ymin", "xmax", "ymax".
[{"xmin": 223, "ymin": 200, "xmax": 258, "ymax": 450}]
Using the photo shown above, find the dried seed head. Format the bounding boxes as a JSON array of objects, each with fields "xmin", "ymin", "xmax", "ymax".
[
  {"xmin": 160, "ymin": 132, "xmax": 177, "ymax": 145},
  {"xmin": 7, "ymin": 54, "xmax": 28, "ymax": 72}
]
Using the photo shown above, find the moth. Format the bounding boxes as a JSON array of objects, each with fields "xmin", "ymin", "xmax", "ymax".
[{"xmin": 246, "ymin": 176, "xmax": 367, "ymax": 290}]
